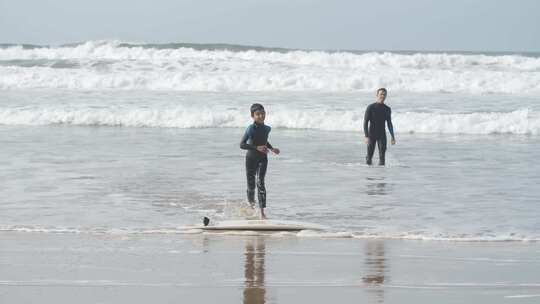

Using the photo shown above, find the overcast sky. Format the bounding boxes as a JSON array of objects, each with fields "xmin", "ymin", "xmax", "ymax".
[{"xmin": 1, "ymin": 0, "xmax": 539, "ymax": 52}]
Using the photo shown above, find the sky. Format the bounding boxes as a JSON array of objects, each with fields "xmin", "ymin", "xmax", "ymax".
[{"xmin": 1, "ymin": 0, "xmax": 539, "ymax": 52}]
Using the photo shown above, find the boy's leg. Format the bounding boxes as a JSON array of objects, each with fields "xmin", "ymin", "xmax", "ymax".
[
  {"xmin": 377, "ymin": 137, "xmax": 387, "ymax": 166},
  {"xmin": 255, "ymin": 158, "xmax": 268, "ymax": 209},
  {"xmin": 366, "ymin": 137, "xmax": 376, "ymax": 165},
  {"xmin": 245, "ymin": 156, "xmax": 257, "ymax": 205}
]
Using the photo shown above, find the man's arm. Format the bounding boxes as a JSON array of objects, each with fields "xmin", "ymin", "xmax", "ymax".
[
  {"xmin": 363, "ymin": 105, "xmax": 371, "ymax": 138},
  {"xmin": 387, "ymin": 108, "xmax": 396, "ymax": 144}
]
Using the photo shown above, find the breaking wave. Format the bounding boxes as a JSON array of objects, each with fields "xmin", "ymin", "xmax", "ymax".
[
  {"xmin": 1, "ymin": 104, "xmax": 538, "ymax": 135},
  {"xmin": 1, "ymin": 40, "xmax": 540, "ymax": 93}
]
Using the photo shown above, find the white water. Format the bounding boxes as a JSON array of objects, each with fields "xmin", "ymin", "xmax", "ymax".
[
  {"xmin": 1, "ymin": 40, "xmax": 540, "ymax": 93},
  {"xmin": 0, "ymin": 103, "xmax": 538, "ymax": 135}
]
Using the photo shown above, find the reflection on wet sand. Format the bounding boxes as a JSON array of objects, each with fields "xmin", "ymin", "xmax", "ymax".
[
  {"xmin": 366, "ymin": 177, "xmax": 389, "ymax": 196},
  {"xmin": 362, "ymin": 241, "xmax": 387, "ymax": 303},
  {"xmin": 243, "ymin": 237, "xmax": 266, "ymax": 304}
]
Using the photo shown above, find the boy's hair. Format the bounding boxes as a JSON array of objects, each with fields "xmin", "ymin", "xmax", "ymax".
[
  {"xmin": 250, "ymin": 103, "xmax": 265, "ymax": 115},
  {"xmin": 376, "ymin": 88, "xmax": 387, "ymax": 95}
]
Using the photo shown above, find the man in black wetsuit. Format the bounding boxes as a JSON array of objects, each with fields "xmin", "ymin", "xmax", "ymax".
[
  {"xmin": 240, "ymin": 103, "xmax": 280, "ymax": 219},
  {"xmin": 364, "ymin": 88, "xmax": 396, "ymax": 166}
]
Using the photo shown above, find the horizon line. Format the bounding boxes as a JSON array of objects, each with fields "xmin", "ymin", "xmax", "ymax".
[{"xmin": 1, "ymin": 40, "xmax": 540, "ymax": 55}]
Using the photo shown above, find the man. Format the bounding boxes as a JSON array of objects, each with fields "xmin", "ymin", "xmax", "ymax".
[{"xmin": 363, "ymin": 88, "xmax": 396, "ymax": 166}]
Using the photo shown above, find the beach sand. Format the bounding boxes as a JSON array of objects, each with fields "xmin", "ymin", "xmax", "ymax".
[{"xmin": 1, "ymin": 232, "xmax": 539, "ymax": 304}]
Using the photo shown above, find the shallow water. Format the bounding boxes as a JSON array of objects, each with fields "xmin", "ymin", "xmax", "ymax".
[{"xmin": 1, "ymin": 120, "xmax": 539, "ymax": 240}]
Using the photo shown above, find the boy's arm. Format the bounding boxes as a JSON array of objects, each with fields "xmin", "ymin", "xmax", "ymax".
[
  {"xmin": 266, "ymin": 141, "xmax": 280, "ymax": 154},
  {"xmin": 264, "ymin": 126, "xmax": 276, "ymax": 152},
  {"xmin": 240, "ymin": 129, "xmax": 256, "ymax": 150}
]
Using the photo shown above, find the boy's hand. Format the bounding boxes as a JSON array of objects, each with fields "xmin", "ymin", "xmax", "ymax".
[
  {"xmin": 364, "ymin": 137, "xmax": 370, "ymax": 144},
  {"xmin": 256, "ymin": 145, "xmax": 268, "ymax": 153},
  {"xmin": 391, "ymin": 138, "xmax": 396, "ymax": 145},
  {"xmin": 270, "ymin": 148, "xmax": 280, "ymax": 155}
]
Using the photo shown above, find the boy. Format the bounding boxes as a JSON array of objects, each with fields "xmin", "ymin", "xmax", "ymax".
[
  {"xmin": 240, "ymin": 103, "xmax": 280, "ymax": 219},
  {"xmin": 363, "ymin": 88, "xmax": 396, "ymax": 166}
]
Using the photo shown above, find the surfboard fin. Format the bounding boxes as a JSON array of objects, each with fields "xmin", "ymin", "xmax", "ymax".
[{"xmin": 203, "ymin": 216, "xmax": 210, "ymax": 226}]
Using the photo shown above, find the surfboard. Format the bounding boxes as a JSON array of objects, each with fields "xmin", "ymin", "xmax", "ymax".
[{"xmin": 200, "ymin": 217, "xmax": 324, "ymax": 231}]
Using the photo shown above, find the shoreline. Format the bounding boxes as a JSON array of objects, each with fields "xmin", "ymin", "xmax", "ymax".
[{"xmin": 2, "ymin": 228, "xmax": 539, "ymax": 243}]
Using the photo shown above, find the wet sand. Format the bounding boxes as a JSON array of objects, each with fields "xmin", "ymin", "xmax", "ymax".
[{"xmin": 1, "ymin": 232, "xmax": 539, "ymax": 304}]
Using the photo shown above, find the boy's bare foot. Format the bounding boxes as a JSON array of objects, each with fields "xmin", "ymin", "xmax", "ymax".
[{"xmin": 259, "ymin": 209, "xmax": 267, "ymax": 220}]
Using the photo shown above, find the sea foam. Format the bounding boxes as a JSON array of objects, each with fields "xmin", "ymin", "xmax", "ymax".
[
  {"xmin": 1, "ymin": 40, "xmax": 540, "ymax": 93},
  {"xmin": 1, "ymin": 105, "xmax": 538, "ymax": 135}
]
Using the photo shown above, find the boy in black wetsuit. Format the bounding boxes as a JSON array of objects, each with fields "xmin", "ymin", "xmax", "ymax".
[
  {"xmin": 240, "ymin": 103, "xmax": 280, "ymax": 219},
  {"xmin": 364, "ymin": 88, "xmax": 396, "ymax": 166}
]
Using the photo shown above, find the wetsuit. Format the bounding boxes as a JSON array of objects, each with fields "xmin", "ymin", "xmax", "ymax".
[
  {"xmin": 363, "ymin": 102, "xmax": 395, "ymax": 165},
  {"xmin": 240, "ymin": 123, "xmax": 273, "ymax": 208}
]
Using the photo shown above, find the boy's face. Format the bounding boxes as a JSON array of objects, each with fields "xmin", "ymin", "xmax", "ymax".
[{"xmin": 252, "ymin": 110, "xmax": 266, "ymax": 124}]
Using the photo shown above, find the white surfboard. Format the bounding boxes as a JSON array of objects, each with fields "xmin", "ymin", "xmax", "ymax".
[{"xmin": 200, "ymin": 218, "xmax": 325, "ymax": 231}]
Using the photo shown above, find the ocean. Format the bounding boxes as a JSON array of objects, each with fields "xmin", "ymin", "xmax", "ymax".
[{"xmin": 1, "ymin": 40, "xmax": 539, "ymax": 241}]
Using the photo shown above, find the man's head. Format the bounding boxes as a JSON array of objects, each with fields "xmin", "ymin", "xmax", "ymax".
[
  {"xmin": 250, "ymin": 103, "xmax": 266, "ymax": 124},
  {"xmin": 376, "ymin": 88, "xmax": 387, "ymax": 103}
]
